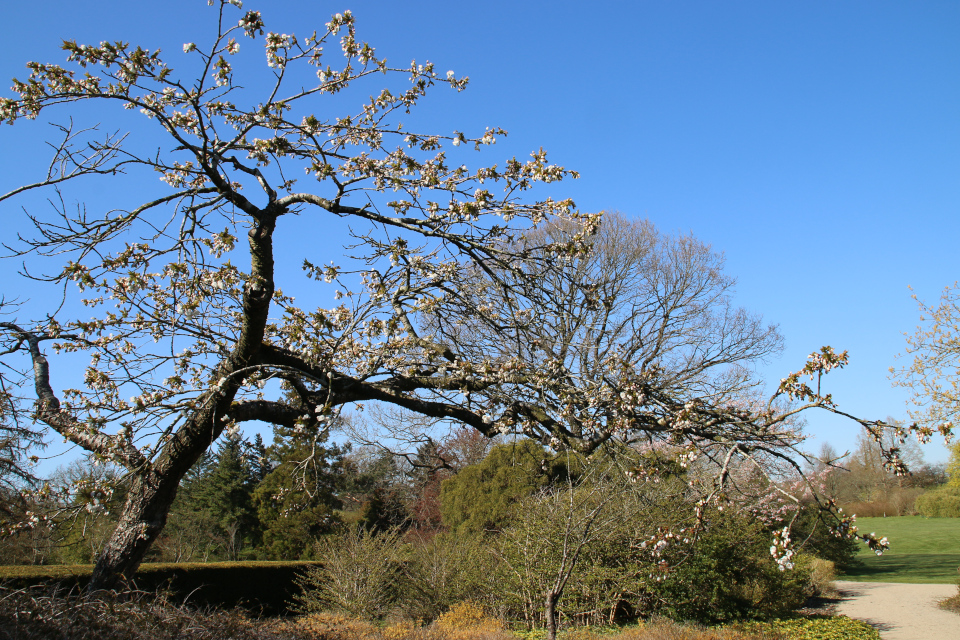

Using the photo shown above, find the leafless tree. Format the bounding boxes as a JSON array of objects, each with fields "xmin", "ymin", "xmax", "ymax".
[{"xmin": 426, "ymin": 212, "xmax": 786, "ymax": 452}]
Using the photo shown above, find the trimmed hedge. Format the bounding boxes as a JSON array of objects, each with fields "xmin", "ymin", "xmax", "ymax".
[{"xmin": 0, "ymin": 561, "xmax": 319, "ymax": 615}]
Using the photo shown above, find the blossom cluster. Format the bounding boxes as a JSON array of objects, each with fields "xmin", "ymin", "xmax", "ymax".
[{"xmin": 769, "ymin": 527, "xmax": 795, "ymax": 571}]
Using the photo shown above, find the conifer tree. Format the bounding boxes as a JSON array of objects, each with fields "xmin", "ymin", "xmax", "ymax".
[
  {"xmin": 253, "ymin": 422, "xmax": 347, "ymax": 559},
  {"xmin": 198, "ymin": 433, "xmax": 259, "ymax": 559},
  {"xmin": 247, "ymin": 433, "xmax": 270, "ymax": 485},
  {"xmin": 440, "ymin": 439, "xmax": 568, "ymax": 533}
]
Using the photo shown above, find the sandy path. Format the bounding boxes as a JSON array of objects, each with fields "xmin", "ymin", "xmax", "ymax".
[{"xmin": 834, "ymin": 581, "xmax": 959, "ymax": 640}]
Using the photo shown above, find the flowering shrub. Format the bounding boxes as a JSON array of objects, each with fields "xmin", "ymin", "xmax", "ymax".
[{"xmin": 641, "ymin": 509, "xmax": 811, "ymax": 623}]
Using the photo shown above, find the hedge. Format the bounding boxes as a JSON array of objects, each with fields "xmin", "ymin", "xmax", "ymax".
[{"xmin": 0, "ymin": 561, "xmax": 319, "ymax": 615}]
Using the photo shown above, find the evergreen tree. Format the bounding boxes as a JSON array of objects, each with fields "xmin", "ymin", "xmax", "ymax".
[
  {"xmin": 361, "ymin": 451, "xmax": 411, "ymax": 532},
  {"xmin": 440, "ymin": 439, "xmax": 578, "ymax": 533},
  {"xmin": 253, "ymin": 421, "xmax": 348, "ymax": 559},
  {"xmin": 197, "ymin": 433, "xmax": 259, "ymax": 559},
  {"xmin": 338, "ymin": 447, "xmax": 410, "ymax": 531},
  {"xmin": 247, "ymin": 433, "xmax": 270, "ymax": 485},
  {"xmin": 156, "ymin": 451, "xmax": 216, "ymax": 561},
  {"xmin": 158, "ymin": 439, "xmax": 262, "ymax": 562}
]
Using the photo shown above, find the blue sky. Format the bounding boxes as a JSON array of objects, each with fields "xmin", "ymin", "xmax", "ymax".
[{"xmin": 1, "ymin": 0, "xmax": 957, "ymax": 466}]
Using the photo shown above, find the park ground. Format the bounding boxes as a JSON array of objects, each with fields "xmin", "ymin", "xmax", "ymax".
[{"xmin": 840, "ymin": 516, "xmax": 960, "ymax": 583}]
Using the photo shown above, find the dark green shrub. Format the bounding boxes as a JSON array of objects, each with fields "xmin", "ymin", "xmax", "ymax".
[
  {"xmin": 641, "ymin": 509, "xmax": 811, "ymax": 623},
  {"xmin": 783, "ymin": 504, "xmax": 860, "ymax": 570},
  {"xmin": 439, "ymin": 440, "xmax": 585, "ymax": 534},
  {"xmin": 439, "ymin": 440, "xmax": 552, "ymax": 534},
  {"xmin": 483, "ymin": 452, "xmax": 814, "ymax": 626}
]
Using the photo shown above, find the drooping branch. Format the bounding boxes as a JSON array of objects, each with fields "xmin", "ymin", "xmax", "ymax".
[{"xmin": 0, "ymin": 323, "xmax": 148, "ymax": 471}]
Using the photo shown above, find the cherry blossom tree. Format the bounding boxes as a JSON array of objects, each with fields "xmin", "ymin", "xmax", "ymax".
[
  {"xmin": 0, "ymin": 0, "xmax": 943, "ymax": 593},
  {"xmin": 0, "ymin": 1, "xmax": 591, "ymax": 589},
  {"xmin": 892, "ymin": 282, "xmax": 960, "ymax": 440},
  {"xmin": 0, "ymin": 343, "xmax": 45, "ymax": 527}
]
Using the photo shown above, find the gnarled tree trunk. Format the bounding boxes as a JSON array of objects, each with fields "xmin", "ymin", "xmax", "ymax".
[{"xmin": 87, "ymin": 473, "xmax": 179, "ymax": 591}]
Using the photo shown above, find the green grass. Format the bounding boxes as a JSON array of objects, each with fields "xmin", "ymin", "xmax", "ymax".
[{"xmin": 839, "ymin": 516, "xmax": 960, "ymax": 583}]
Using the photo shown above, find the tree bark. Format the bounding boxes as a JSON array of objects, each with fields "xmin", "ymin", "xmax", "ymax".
[
  {"xmin": 545, "ymin": 590, "xmax": 560, "ymax": 640},
  {"xmin": 87, "ymin": 472, "xmax": 179, "ymax": 591}
]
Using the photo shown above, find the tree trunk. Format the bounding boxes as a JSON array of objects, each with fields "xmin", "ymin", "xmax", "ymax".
[
  {"xmin": 87, "ymin": 472, "xmax": 180, "ymax": 592},
  {"xmin": 545, "ymin": 590, "xmax": 560, "ymax": 640}
]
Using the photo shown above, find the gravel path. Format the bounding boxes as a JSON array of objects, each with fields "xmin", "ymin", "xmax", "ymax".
[{"xmin": 834, "ymin": 580, "xmax": 959, "ymax": 640}]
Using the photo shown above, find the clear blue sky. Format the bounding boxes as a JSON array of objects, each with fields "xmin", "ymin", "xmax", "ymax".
[{"xmin": 1, "ymin": 0, "xmax": 957, "ymax": 466}]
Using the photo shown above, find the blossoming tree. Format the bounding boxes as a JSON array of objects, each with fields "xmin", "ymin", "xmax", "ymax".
[
  {"xmin": 0, "ymin": 0, "xmax": 943, "ymax": 591},
  {"xmin": 892, "ymin": 282, "xmax": 960, "ymax": 438}
]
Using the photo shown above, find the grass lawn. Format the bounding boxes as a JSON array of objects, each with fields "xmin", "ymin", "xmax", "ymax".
[{"xmin": 839, "ymin": 515, "xmax": 960, "ymax": 583}]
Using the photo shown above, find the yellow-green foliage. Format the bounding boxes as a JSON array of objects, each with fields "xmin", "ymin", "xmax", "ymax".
[
  {"xmin": 947, "ymin": 441, "xmax": 960, "ymax": 489},
  {"xmin": 915, "ymin": 485, "xmax": 960, "ymax": 517},
  {"xmin": 797, "ymin": 555, "xmax": 835, "ymax": 597},
  {"xmin": 272, "ymin": 605, "xmax": 513, "ymax": 640},
  {"xmin": 509, "ymin": 617, "xmax": 882, "ymax": 640},
  {"xmin": 274, "ymin": 612, "xmax": 383, "ymax": 640},
  {"xmin": 736, "ymin": 616, "xmax": 881, "ymax": 640},
  {"xmin": 514, "ymin": 620, "xmax": 767, "ymax": 639},
  {"xmin": 434, "ymin": 601, "xmax": 505, "ymax": 638},
  {"xmin": 400, "ymin": 531, "xmax": 495, "ymax": 621},
  {"xmin": 0, "ymin": 563, "xmax": 92, "ymax": 582},
  {"xmin": 293, "ymin": 527, "xmax": 405, "ymax": 620}
]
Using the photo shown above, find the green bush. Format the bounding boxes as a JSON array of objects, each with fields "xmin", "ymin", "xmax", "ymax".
[
  {"xmin": 644, "ymin": 510, "xmax": 811, "ymax": 624},
  {"xmin": 799, "ymin": 555, "xmax": 836, "ymax": 597},
  {"xmin": 437, "ymin": 444, "xmax": 816, "ymax": 628},
  {"xmin": 736, "ymin": 615, "xmax": 881, "ymax": 639},
  {"xmin": 293, "ymin": 526, "xmax": 405, "ymax": 620},
  {"xmin": 491, "ymin": 478, "xmax": 650, "ymax": 628},
  {"xmin": 915, "ymin": 486, "xmax": 960, "ymax": 517},
  {"xmin": 440, "ymin": 440, "xmax": 562, "ymax": 534},
  {"xmin": 399, "ymin": 531, "xmax": 496, "ymax": 621},
  {"xmin": 785, "ymin": 505, "xmax": 860, "ymax": 570},
  {"xmin": 486, "ymin": 480, "xmax": 812, "ymax": 627}
]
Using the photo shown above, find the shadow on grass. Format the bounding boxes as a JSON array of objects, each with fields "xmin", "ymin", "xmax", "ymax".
[{"xmin": 842, "ymin": 553, "xmax": 960, "ymax": 583}]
